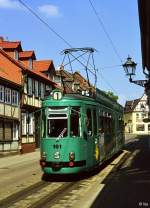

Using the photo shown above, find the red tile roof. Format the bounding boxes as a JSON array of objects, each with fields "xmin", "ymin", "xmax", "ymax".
[
  {"xmin": 19, "ymin": 51, "xmax": 36, "ymax": 59},
  {"xmin": 0, "ymin": 39, "xmax": 57, "ymax": 88},
  {"xmin": 0, "ymin": 48, "xmax": 57, "ymax": 87},
  {"xmin": 33, "ymin": 60, "xmax": 53, "ymax": 72},
  {"xmin": 0, "ymin": 41, "xmax": 21, "ymax": 50},
  {"xmin": 0, "ymin": 49, "xmax": 22, "ymax": 86},
  {"xmin": 19, "ymin": 61, "xmax": 56, "ymax": 86}
]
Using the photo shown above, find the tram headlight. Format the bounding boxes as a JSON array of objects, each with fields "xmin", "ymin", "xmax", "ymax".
[{"xmin": 69, "ymin": 152, "xmax": 75, "ymax": 161}]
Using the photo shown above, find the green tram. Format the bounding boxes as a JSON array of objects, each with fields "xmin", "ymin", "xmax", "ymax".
[{"xmin": 40, "ymin": 89, "xmax": 124, "ymax": 174}]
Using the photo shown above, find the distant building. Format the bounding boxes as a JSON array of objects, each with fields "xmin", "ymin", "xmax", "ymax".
[
  {"xmin": 54, "ymin": 67, "xmax": 96, "ymax": 96},
  {"xmin": 124, "ymin": 94, "xmax": 150, "ymax": 134}
]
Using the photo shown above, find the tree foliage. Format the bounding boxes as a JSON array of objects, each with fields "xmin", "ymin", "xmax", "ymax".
[{"xmin": 103, "ymin": 91, "xmax": 119, "ymax": 102}]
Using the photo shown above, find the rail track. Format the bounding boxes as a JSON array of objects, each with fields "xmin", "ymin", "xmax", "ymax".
[
  {"xmin": 0, "ymin": 150, "xmax": 129, "ymax": 208},
  {"xmin": 0, "ymin": 179, "xmax": 79, "ymax": 208},
  {"xmin": 28, "ymin": 181, "xmax": 80, "ymax": 208}
]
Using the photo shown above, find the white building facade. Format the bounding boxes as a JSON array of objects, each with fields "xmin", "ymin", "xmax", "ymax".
[{"xmin": 124, "ymin": 94, "xmax": 150, "ymax": 135}]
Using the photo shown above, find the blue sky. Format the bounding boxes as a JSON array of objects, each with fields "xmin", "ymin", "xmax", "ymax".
[{"xmin": 0, "ymin": 0, "xmax": 145, "ymax": 105}]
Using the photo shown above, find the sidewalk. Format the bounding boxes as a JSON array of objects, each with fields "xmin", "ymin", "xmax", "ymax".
[
  {"xmin": 0, "ymin": 149, "xmax": 40, "ymax": 169},
  {"xmin": 0, "ymin": 148, "xmax": 40, "ymax": 157}
]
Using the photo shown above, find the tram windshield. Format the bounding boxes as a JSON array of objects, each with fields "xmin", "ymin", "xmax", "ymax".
[
  {"xmin": 47, "ymin": 109, "xmax": 68, "ymax": 138},
  {"xmin": 47, "ymin": 107, "xmax": 81, "ymax": 138}
]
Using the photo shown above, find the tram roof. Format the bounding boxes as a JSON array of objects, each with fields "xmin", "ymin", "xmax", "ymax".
[{"xmin": 43, "ymin": 89, "xmax": 123, "ymax": 112}]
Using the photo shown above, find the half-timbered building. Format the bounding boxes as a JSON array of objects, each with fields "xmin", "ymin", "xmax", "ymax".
[
  {"xmin": 0, "ymin": 49, "xmax": 22, "ymax": 154},
  {"xmin": 0, "ymin": 37, "xmax": 57, "ymax": 153},
  {"xmin": 124, "ymin": 94, "xmax": 150, "ymax": 135}
]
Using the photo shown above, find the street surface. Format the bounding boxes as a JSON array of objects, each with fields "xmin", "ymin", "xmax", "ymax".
[
  {"xmin": 0, "ymin": 135, "xmax": 149, "ymax": 208},
  {"xmin": 0, "ymin": 151, "xmax": 41, "ymax": 201}
]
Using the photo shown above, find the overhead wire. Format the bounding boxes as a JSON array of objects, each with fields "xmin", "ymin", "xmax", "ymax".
[
  {"xmin": 18, "ymin": 0, "xmax": 97, "ymax": 76},
  {"xmin": 100, "ymin": 64, "xmax": 122, "ymax": 70},
  {"xmin": 98, "ymin": 69, "xmax": 118, "ymax": 94},
  {"xmin": 88, "ymin": 0, "xmax": 123, "ymax": 94},
  {"xmin": 18, "ymin": 0, "xmax": 72, "ymax": 48},
  {"xmin": 18, "ymin": 0, "xmax": 119, "ymax": 94},
  {"xmin": 88, "ymin": 0, "xmax": 123, "ymax": 64}
]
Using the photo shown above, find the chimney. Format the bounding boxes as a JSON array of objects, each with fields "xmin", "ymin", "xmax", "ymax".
[{"xmin": 0, "ymin": 36, "xmax": 4, "ymax": 42}]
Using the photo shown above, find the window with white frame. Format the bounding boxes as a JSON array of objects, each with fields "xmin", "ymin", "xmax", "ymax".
[
  {"xmin": 0, "ymin": 85, "xmax": 4, "ymax": 102},
  {"xmin": 13, "ymin": 122, "xmax": 19, "ymax": 140},
  {"xmin": 72, "ymin": 82, "xmax": 80, "ymax": 91},
  {"xmin": 41, "ymin": 83, "xmax": 45, "ymax": 99},
  {"xmin": 45, "ymin": 85, "xmax": 52, "ymax": 96},
  {"xmin": 38, "ymin": 82, "xmax": 41, "ymax": 97},
  {"xmin": 12, "ymin": 90, "xmax": 19, "ymax": 105},
  {"xmin": 28, "ymin": 113, "xmax": 34, "ymax": 135},
  {"xmin": 24, "ymin": 83, "xmax": 27, "ymax": 94},
  {"xmin": 141, "ymin": 113, "xmax": 146, "ymax": 118},
  {"xmin": 5, "ymin": 88, "xmax": 11, "ymax": 104},
  {"xmin": 136, "ymin": 113, "xmax": 140, "ymax": 122},
  {"xmin": 35, "ymin": 80, "xmax": 39, "ymax": 97},
  {"xmin": 22, "ymin": 113, "xmax": 27, "ymax": 135},
  {"xmin": 28, "ymin": 77, "xmax": 32, "ymax": 96},
  {"xmin": 136, "ymin": 124, "xmax": 145, "ymax": 131}
]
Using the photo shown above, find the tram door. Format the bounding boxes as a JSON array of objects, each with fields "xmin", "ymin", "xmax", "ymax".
[
  {"xmin": 93, "ymin": 108, "xmax": 100, "ymax": 163},
  {"xmin": 85, "ymin": 108, "xmax": 97, "ymax": 166}
]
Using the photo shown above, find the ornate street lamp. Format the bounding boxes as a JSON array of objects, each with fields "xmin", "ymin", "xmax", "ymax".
[
  {"xmin": 123, "ymin": 56, "xmax": 136, "ymax": 77},
  {"xmin": 122, "ymin": 56, "xmax": 147, "ymax": 87},
  {"xmin": 123, "ymin": 56, "xmax": 150, "ymax": 122}
]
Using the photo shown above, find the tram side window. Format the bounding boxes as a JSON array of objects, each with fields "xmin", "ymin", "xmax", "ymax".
[
  {"xmin": 99, "ymin": 115, "xmax": 104, "ymax": 133},
  {"xmin": 70, "ymin": 107, "xmax": 80, "ymax": 137},
  {"xmin": 112, "ymin": 117, "xmax": 116, "ymax": 134},
  {"xmin": 86, "ymin": 109, "xmax": 92, "ymax": 136},
  {"xmin": 100, "ymin": 113, "xmax": 112, "ymax": 134},
  {"xmin": 108, "ymin": 115, "xmax": 112, "ymax": 134},
  {"xmin": 105, "ymin": 117, "xmax": 108, "ymax": 133},
  {"xmin": 104, "ymin": 116, "xmax": 108, "ymax": 133}
]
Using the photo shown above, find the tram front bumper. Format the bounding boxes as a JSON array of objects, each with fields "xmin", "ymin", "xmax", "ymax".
[{"xmin": 40, "ymin": 160, "xmax": 86, "ymax": 169}]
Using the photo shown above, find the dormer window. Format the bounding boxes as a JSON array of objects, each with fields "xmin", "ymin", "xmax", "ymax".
[
  {"xmin": 29, "ymin": 58, "xmax": 33, "ymax": 69},
  {"xmin": 14, "ymin": 50, "xmax": 19, "ymax": 60},
  {"xmin": 140, "ymin": 103, "xmax": 145, "ymax": 111},
  {"xmin": 72, "ymin": 83, "xmax": 80, "ymax": 91}
]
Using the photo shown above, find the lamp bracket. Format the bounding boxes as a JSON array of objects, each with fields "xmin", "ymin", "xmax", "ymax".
[{"xmin": 129, "ymin": 76, "xmax": 147, "ymax": 87}]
